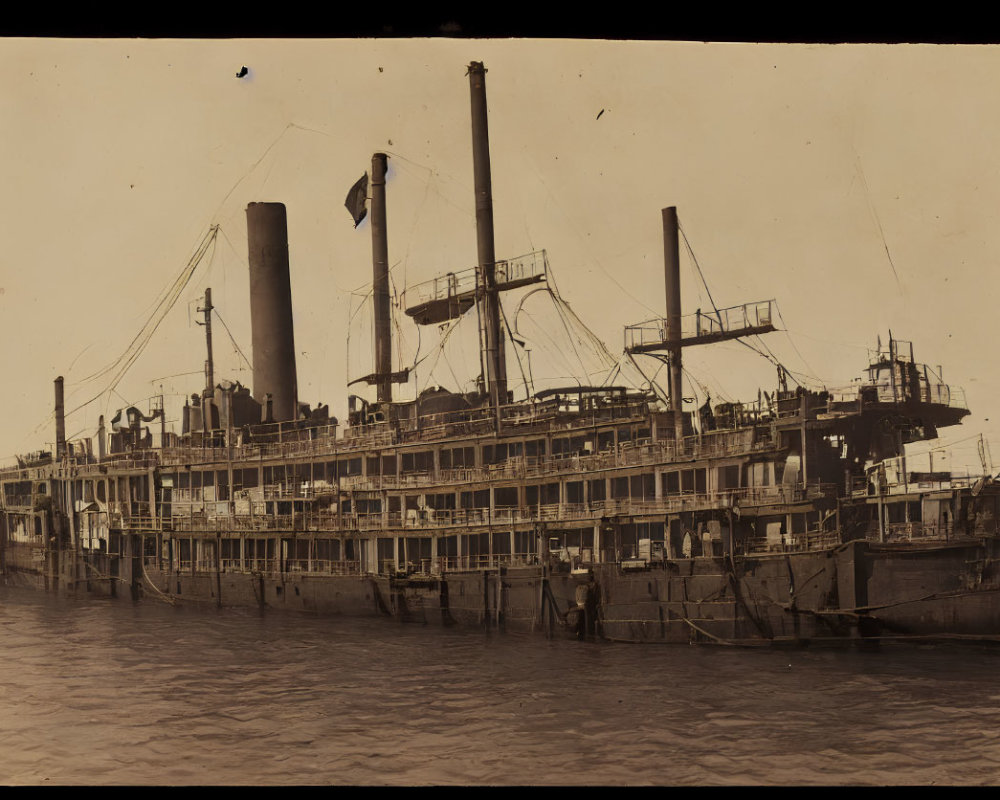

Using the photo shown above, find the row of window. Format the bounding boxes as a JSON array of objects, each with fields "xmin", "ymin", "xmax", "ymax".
[{"xmin": 27, "ymin": 453, "xmax": 776, "ymax": 517}]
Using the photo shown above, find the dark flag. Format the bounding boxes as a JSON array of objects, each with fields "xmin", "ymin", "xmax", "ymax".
[{"xmin": 344, "ymin": 172, "xmax": 369, "ymax": 227}]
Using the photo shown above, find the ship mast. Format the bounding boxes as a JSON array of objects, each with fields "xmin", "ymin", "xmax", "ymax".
[
  {"xmin": 371, "ymin": 152, "xmax": 393, "ymax": 403},
  {"xmin": 346, "ymin": 154, "xmax": 409, "ymax": 401},
  {"xmin": 626, "ymin": 208, "xmax": 777, "ymax": 440},
  {"xmin": 468, "ymin": 61, "xmax": 507, "ymax": 416},
  {"xmin": 198, "ymin": 287, "xmax": 215, "ymax": 398},
  {"xmin": 663, "ymin": 208, "xmax": 684, "ymax": 442},
  {"xmin": 401, "ymin": 63, "xmax": 546, "ymax": 412}
]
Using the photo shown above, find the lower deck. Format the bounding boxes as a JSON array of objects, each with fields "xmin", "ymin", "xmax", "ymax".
[{"xmin": 7, "ymin": 530, "xmax": 1000, "ymax": 646}]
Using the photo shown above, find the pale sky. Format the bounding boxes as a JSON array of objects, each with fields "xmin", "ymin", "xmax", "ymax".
[{"xmin": 2, "ymin": 39, "xmax": 998, "ymax": 473}]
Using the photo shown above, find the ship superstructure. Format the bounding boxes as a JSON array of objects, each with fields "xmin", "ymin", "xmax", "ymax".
[{"xmin": 2, "ymin": 62, "xmax": 998, "ymax": 645}]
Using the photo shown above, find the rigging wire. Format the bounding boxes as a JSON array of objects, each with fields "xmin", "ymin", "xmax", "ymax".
[
  {"xmin": 213, "ymin": 308, "xmax": 253, "ymax": 371},
  {"xmin": 775, "ymin": 304, "xmax": 824, "ymax": 385},
  {"xmin": 418, "ymin": 317, "xmax": 466, "ymax": 395},
  {"xmin": 70, "ymin": 227, "xmax": 218, "ymax": 388},
  {"xmin": 625, "ymin": 351, "xmax": 669, "ymax": 405},
  {"xmin": 677, "ymin": 218, "xmax": 721, "ymax": 322},
  {"xmin": 64, "ymin": 227, "xmax": 219, "ymax": 421},
  {"xmin": 678, "ymin": 214, "xmax": 817, "ymax": 393},
  {"xmin": 524, "ymin": 158, "xmax": 659, "ymax": 317},
  {"xmin": 497, "ymin": 298, "xmax": 531, "ymax": 399}
]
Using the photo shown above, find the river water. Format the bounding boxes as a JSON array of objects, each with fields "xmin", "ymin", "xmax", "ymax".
[{"xmin": 2, "ymin": 585, "xmax": 1000, "ymax": 785}]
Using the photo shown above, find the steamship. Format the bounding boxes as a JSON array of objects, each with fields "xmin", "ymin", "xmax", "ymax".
[{"xmin": 3, "ymin": 62, "xmax": 1000, "ymax": 645}]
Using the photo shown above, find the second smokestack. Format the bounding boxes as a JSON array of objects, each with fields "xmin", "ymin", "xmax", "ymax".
[{"xmin": 246, "ymin": 202, "xmax": 298, "ymax": 423}]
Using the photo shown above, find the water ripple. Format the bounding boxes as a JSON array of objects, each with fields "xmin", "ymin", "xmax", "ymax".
[{"xmin": 5, "ymin": 586, "xmax": 1000, "ymax": 784}]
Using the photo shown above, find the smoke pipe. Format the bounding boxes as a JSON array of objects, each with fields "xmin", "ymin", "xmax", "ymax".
[{"xmin": 246, "ymin": 202, "xmax": 299, "ymax": 422}]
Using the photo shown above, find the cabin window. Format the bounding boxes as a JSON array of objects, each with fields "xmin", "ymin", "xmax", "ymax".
[
  {"xmin": 566, "ymin": 481, "xmax": 584, "ymax": 504},
  {"xmin": 589, "ymin": 479, "xmax": 607, "ymax": 502},
  {"xmin": 525, "ymin": 439, "xmax": 546, "ymax": 458},
  {"xmin": 460, "ymin": 490, "xmax": 489, "ymax": 509},
  {"xmin": 525, "ymin": 486, "xmax": 539, "ymax": 506},
  {"xmin": 356, "ymin": 498, "xmax": 381, "ymax": 514},
  {"xmin": 366, "ymin": 457, "xmax": 379, "ymax": 476},
  {"xmin": 377, "ymin": 538, "xmax": 394, "ymax": 570},
  {"xmin": 514, "ymin": 531, "xmax": 535, "ymax": 557},
  {"xmin": 618, "ymin": 427, "xmax": 632, "ymax": 444},
  {"xmin": 619, "ymin": 523, "xmax": 638, "ymax": 558},
  {"xmin": 598, "ymin": 431, "xmax": 615, "ymax": 451},
  {"xmin": 314, "ymin": 539, "xmax": 335, "ymax": 563},
  {"xmin": 718, "ymin": 465, "xmax": 740, "ymax": 490},
  {"xmin": 495, "ymin": 487, "xmax": 518, "ymax": 507},
  {"xmin": 541, "ymin": 483, "xmax": 559, "ymax": 505},
  {"xmin": 681, "ymin": 470, "xmax": 695, "ymax": 494},
  {"xmin": 630, "ymin": 473, "xmax": 655, "ymax": 501},
  {"xmin": 401, "ymin": 450, "xmax": 433, "ymax": 473},
  {"xmin": 611, "ymin": 477, "xmax": 629, "ymax": 499},
  {"xmin": 388, "ymin": 496, "xmax": 401, "ymax": 512},
  {"xmin": 463, "ymin": 532, "xmax": 489, "ymax": 557},
  {"xmin": 663, "ymin": 472, "xmax": 680, "ymax": 495},
  {"xmin": 338, "ymin": 458, "xmax": 361, "ymax": 477},
  {"xmin": 484, "ymin": 442, "xmax": 519, "ymax": 465},
  {"xmin": 240, "ymin": 468, "xmax": 259, "ymax": 489},
  {"xmin": 441, "ymin": 446, "xmax": 474, "ymax": 469},
  {"xmin": 491, "ymin": 531, "xmax": 511, "ymax": 556},
  {"xmin": 216, "ymin": 470, "xmax": 229, "ymax": 501},
  {"xmin": 426, "ymin": 493, "xmax": 455, "ymax": 510},
  {"xmin": 403, "ymin": 537, "xmax": 432, "ymax": 567}
]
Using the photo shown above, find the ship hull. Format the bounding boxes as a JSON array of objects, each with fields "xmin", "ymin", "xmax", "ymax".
[{"xmin": 6, "ymin": 535, "xmax": 1000, "ymax": 646}]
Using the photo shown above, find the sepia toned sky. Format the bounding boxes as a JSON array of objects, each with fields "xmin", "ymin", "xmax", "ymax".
[{"xmin": 2, "ymin": 38, "xmax": 998, "ymax": 472}]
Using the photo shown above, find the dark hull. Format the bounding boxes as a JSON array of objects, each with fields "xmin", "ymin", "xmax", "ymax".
[{"xmin": 6, "ymin": 535, "xmax": 1000, "ymax": 646}]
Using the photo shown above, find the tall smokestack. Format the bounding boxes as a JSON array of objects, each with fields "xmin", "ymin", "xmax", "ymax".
[
  {"xmin": 246, "ymin": 202, "xmax": 298, "ymax": 422},
  {"xmin": 54, "ymin": 376, "xmax": 66, "ymax": 460}
]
